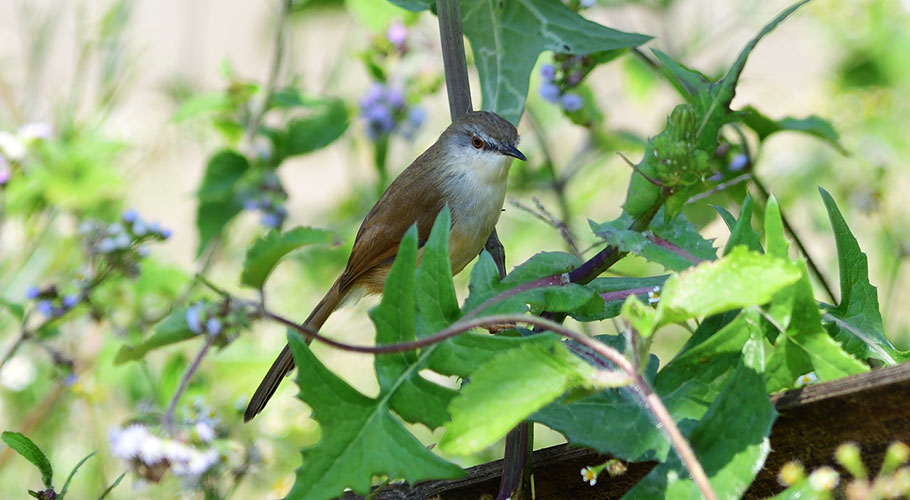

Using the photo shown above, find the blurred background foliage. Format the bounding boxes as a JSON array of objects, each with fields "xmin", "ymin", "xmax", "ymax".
[{"xmin": 0, "ymin": 0, "xmax": 907, "ymax": 498}]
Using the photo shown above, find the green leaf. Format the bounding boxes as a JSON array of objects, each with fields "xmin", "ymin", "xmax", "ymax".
[
  {"xmin": 535, "ymin": 314, "xmax": 754, "ymax": 462},
  {"xmin": 623, "ymin": 319, "xmax": 776, "ymax": 499},
  {"xmin": 461, "ymin": 0, "xmax": 650, "ymax": 123},
  {"xmin": 741, "ymin": 105, "xmax": 846, "ymax": 154},
  {"xmin": 59, "ymin": 452, "xmax": 96, "ymax": 500},
  {"xmin": 386, "ymin": 0, "xmax": 431, "ymax": 11},
  {"xmin": 345, "ymin": 0, "xmax": 415, "ymax": 30},
  {"xmin": 440, "ymin": 340, "xmax": 595, "ymax": 455},
  {"xmin": 285, "ymin": 333, "xmax": 463, "ymax": 500},
  {"xmin": 241, "ymin": 227, "xmax": 335, "ymax": 289},
  {"xmin": 590, "ymin": 210, "xmax": 716, "ymax": 272},
  {"xmin": 195, "ymin": 149, "xmax": 250, "ymax": 256},
  {"xmin": 719, "ymin": 195, "xmax": 763, "ymax": 255},
  {"xmin": 114, "ymin": 308, "xmax": 198, "ymax": 364},
  {"xmin": 283, "ymin": 98, "xmax": 349, "ymax": 157},
  {"xmin": 762, "ymin": 195, "xmax": 868, "ymax": 391},
  {"xmin": 97, "ymin": 472, "xmax": 125, "ymax": 500},
  {"xmin": 2, "ymin": 431, "xmax": 54, "ymax": 488},
  {"xmin": 819, "ymin": 188, "xmax": 906, "ymax": 363},
  {"xmin": 578, "ymin": 275, "xmax": 668, "ymax": 322},
  {"xmin": 0, "ymin": 299, "xmax": 25, "ymax": 321},
  {"xmin": 656, "ymin": 246, "xmax": 801, "ymax": 327}
]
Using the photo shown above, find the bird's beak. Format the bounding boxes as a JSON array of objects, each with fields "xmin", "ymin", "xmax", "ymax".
[{"xmin": 502, "ymin": 145, "xmax": 527, "ymax": 161}]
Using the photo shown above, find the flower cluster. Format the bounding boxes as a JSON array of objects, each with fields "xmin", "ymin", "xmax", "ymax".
[
  {"xmin": 109, "ymin": 424, "xmax": 221, "ymax": 483},
  {"xmin": 25, "ymin": 285, "xmax": 80, "ymax": 319},
  {"xmin": 358, "ymin": 83, "xmax": 426, "ymax": 141},
  {"xmin": 184, "ymin": 299, "xmax": 249, "ymax": 342},
  {"xmin": 539, "ymin": 61, "xmax": 584, "ymax": 112},
  {"xmin": 242, "ymin": 173, "xmax": 288, "ymax": 230},
  {"xmin": 0, "ymin": 122, "xmax": 52, "ymax": 187},
  {"xmin": 79, "ymin": 210, "xmax": 170, "ymax": 277}
]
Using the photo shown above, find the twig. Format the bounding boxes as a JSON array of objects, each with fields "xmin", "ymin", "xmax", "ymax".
[
  {"xmin": 241, "ymin": 0, "xmax": 292, "ymax": 149},
  {"xmin": 163, "ymin": 334, "xmax": 216, "ymax": 434},
  {"xmin": 509, "ymin": 198, "xmax": 582, "ymax": 258},
  {"xmin": 686, "ymin": 172, "xmax": 752, "ymax": 204}
]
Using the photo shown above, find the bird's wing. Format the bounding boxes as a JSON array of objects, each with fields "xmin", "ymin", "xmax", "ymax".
[{"xmin": 337, "ymin": 163, "xmax": 447, "ymax": 293}]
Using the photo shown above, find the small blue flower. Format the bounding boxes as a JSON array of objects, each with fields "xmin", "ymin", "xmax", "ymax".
[
  {"xmin": 579, "ymin": 0, "xmax": 596, "ymax": 8},
  {"xmin": 122, "ymin": 209, "xmax": 140, "ymax": 223},
  {"xmin": 205, "ymin": 318, "xmax": 222, "ymax": 335},
  {"xmin": 729, "ymin": 154, "xmax": 750, "ymax": 171},
  {"xmin": 540, "ymin": 64, "xmax": 556, "ymax": 81},
  {"xmin": 64, "ymin": 373, "xmax": 78, "ymax": 387},
  {"xmin": 132, "ymin": 219, "xmax": 147, "ymax": 236},
  {"xmin": 539, "ymin": 82, "xmax": 561, "ymax": 103},
  {"xmin": 148, "ymin": 221, "xmax": 161, "ymax": 234},
  {"xmin": 25, "ymin": 286, "xmax": 41, "ymax": 300},
  {"xmin": 159, "ymin": 227, "xmax": 172, "ymax": 240},
  {"xmin": 261, "ymin": 212, "xmax": 282, "ymax": 229},
  {"xmin": 114, "ymin": 232, "xmax": 132, "ymax": 249},
  {"xmin": 186, "ymin": 305, "xmax": 203, "ymax": 334},
  {"xmin": 243, "ymin": 198, "xmax": 258, "ymax": 211},
  {"xmin": 62, "ymin": 295, "xmax": 79, "ymax": 309},
  {"xmin": 36, "ymin": 300, "xmax": 54, "ymax": 316},
  {"xmin": 97, "ymin": 237, "xmax": 117, "ymax": 253},
  {"xmin": 108, "ymin": 222, "xmax": 125, "ymax": 235},
  {"xmin": 561, "ymin": 93, "xmax": 584, "ymax": 112},
  {"xmin": 407, "ymin": 107, "xmax": 426, "ymax": 129},
  {"xmin": 137, "ymin": 246, "xmax": 150, "ymax": 258}
]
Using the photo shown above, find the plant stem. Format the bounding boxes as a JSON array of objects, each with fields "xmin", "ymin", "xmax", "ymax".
[
  {"xmin": 436, "ymin": 0, "xmax": 472, "ymax": 120},
  {"xmin": 163, "ymin": 334, "xmax": 215, "ymax": 434},
  {"xmin": 241, "ymin": 0, "xmax": 292, "ymax": 149}
]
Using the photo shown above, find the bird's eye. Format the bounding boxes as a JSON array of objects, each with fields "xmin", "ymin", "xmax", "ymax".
[{"xmin": 471, "ymin": 136, "xmax": 484, "ymax": 149}]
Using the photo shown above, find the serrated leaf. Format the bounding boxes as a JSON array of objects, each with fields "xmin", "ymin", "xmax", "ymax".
[
  {"xmin": 623, "ymin": 320, "xmax": 775, "ymax": 499},
  {"xmin": 2, "ymin": 431, "xmax": 54, "ymax": 488},
  {"xmin": 590, "ymin": 212, "xmax": 715, "ymax": 272},
  {"xmin": 535, "ymin": 314, "xmax": 754, "ymax": 462},
  {"xmin": 819, "ymin": 188, "xmax": 906, "ymax": 363},
  {"xmin": 283, "ymin": 98, "xmax": 348, "ymax": 157},
  {"xmin": 286, "ymin": 333, "xmax": 463, "ymax": 500},
  {"xmin": 195, "ymin": 149, "xmax": 249, "ymax": 256},
  {"xmin": 741, "ymin": 105, "xmax": 846, "ymax": 154},
  {"xmin": 440, "ymin": 340, "xmax": 595, "ymax": 455},
  {"xmin": 656, "ymin": 246, "xmax": 801, "ymax": 327},
  {"xmin": 461, "ymin": 0, "xmax": 650, "ymax": 123},
  {"xmin": 241, "ymin": 227, "xmax": 334, "ymax": 289},
  {"xmin": 114, "ymin": 308, "xmax": 198, "ymax": 364}
]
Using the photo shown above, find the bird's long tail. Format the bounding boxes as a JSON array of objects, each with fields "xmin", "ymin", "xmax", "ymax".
[{"xmin": 244, "ymin": 285, "xmax": 342, "ymax": 422}]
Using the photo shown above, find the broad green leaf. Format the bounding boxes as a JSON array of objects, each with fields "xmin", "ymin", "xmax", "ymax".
[
  {"xmin": 819, "ymin": 188, "xmax": 906, "ymax": 363},
  {"xmin": 461, "ymin": 0, "xmax": 650, "ymax": 123},
  {"xmin": 719, "ymin": 195, "xmax": 762, "ymax": 255},
  {"xmin": 656, "ymin": 246, "xmax": 801, "ymax": 327},
  {"xmin": 763, "ymin": 196, "xmax": 867, "ymax": 391},
  {"xmin": 114, "ymin": 308, "xmax": 198, "ymax": 364},
  {"xmin": 2, "ymin": 431, "xmax": 54, "ymax": 488},
  {"xmin": 195, "ymin": 149, "xmax": 249, "ymax": 256},
  {"xmin": 623, "ymin": 320, "xmax": 776, "ymax": 499},
  {"xmin": 440, "ymin": 340, "xmax": 595, "ymax": 455},
  {"xmin": 741, "ymin": 105, "xmax": 846, "ymax": 154},
  {"xmin": 535, "ymin": 314, "xmax": 754, "ymax": 462},
  {"xmin": 282, "ymin": 98, "xmax": 349, "ymax": 158},
  {"xmin": 240, "ymin": 227, "xmax": 335, "ymax": 289},
  {"xmin": 590, "ymin": 212, "xmax": 715, "ymax": 272},
  {"xmin": 370, "ymin": 219, "xmax": 457, "ymax": 429},
  {"xmin": 415, "ymin": 208, "xmax": 460, "ymax": 336},
  {"xmin": 59, "ymin": 452, "xmax": 96, "ymax": 500},
  {"xmin": 286, "ymin": 333, "xmax": 463, "ymax": 500}
]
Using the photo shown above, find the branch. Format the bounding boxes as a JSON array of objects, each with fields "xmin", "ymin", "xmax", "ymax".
[
  {"xmin": 241, "ymin": 0, "xmax": 292, "ymax": 149},
  {"xmin": 163, "ymin": 334, "xmax": 216, "ymax": 434}
]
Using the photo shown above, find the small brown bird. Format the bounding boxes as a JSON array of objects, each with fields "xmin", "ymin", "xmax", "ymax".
[{"xmin": 244, "ymin": 110, "xmax": 525, "ymax": 421}]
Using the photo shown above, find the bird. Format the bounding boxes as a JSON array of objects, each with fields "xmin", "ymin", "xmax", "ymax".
[{"xmin": 244, "ymin": 110, "xmax": 526, "ymax": 421}]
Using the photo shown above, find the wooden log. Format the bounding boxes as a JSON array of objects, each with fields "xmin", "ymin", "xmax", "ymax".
[{"xmin": 340, "ymin": 363, "xmax": 910, "ymax": 499}]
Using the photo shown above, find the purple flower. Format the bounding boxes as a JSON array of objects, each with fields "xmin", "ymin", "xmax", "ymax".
[
  {"xmin": 122, "ymin": 209, "xmax": 139, "ymax": 223},
  {"xmin": 561, "ymin": 93, "xmax": 584, "ymax": 112},
  {"xmin": 205, "ymin": 318, "xmax": 222, "ymax": 335},
  {"xmin": 159, "ymin": 227, "xmax": 172, "ymax": 239},
  {"xmin": 387, "ymin": 21, "xmax": 407, "ymax": 48},
  {"xmin": 36, "ymin": 300, "xmax": 54, "ymax": 316},
  {"xmin": 567, "ymin": 72, "xmax": 583, "ymax": 86},
  {"xmin": 385, "ymin": 88, "xmax": 405, "ymax": 109},
  {"xmin": 132, "ymin": 219, "xmax": 147, "ymax": 236},
  {"xmin": 97, "ymin": 238, "xmax": 116, "ymax": 254},
  {"xmin": 186, "ymin": 305, "xmax": 204, "ymax": 333},
  {"xmin": 25, "ymin": 286, "xmax": 41, "ymax": 300},
  {"xmin": 407, "ymin": 107, "xmax": 426, "ymax": 128},
  {"xmin": 243, "ymin": 198, "xmax": 258, "ymax": 211},
  {"xmin": 540, "ymin": 64, "xmax": 556, "ymax": 81},
  {"xmin": 359, "ymin": 83, "xmax": 386, "ymax": 108},
  {"xmin": 261, "ymin": 212, "xmax": 282, "ymax": 229},
  {"xmin": 0, "ymin": 165, "xmax": 10, "ymax": 186},
  {"xmin": 539, "ymin": 82, "xmax": 561, "ymax": 103},
  {"xmin": 62, "ymin": 295, "xmax": 79, "ymax": 309}
]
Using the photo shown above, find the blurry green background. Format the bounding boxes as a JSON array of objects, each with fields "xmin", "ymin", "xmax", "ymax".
[{"xmin": 0, "ymin": 0, "xmax": 907, "ymax": 498}]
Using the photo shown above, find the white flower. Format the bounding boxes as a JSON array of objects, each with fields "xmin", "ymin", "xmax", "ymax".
[
  {"xmin": 795, "ymin": 372, "xmax": 818, "ymax": 387},
  {"xmin": 110, "ymin": 424, "xmax": 151, "ymax": 460},
  {"xmin": 580, "ymin": 466, "xmax": 598, "ymax": 486},
  {"xmin": 0, "ymin": 355, "xmax": 37, "ymax": 391},
  {"xmin": 18, "ymin": 122, "xmax": 52, "ymax": 142},
  {"xmin": 137, "ymin": 435, "xmax": 165, "ymax": 465},
  {"xmin": 0, "ymin": 132, "xmax": 26, "ymax": 161},
  {"xmin": 194, "ymin": 421, "xmax": 215, "ymax": 443},
  {"xmin": 808, "ymin": 466, "xmax": 839, "ymax": 491},
  {"xmin": 647, "ymin": 286, "xmax": 661, "ymax": 305}
]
